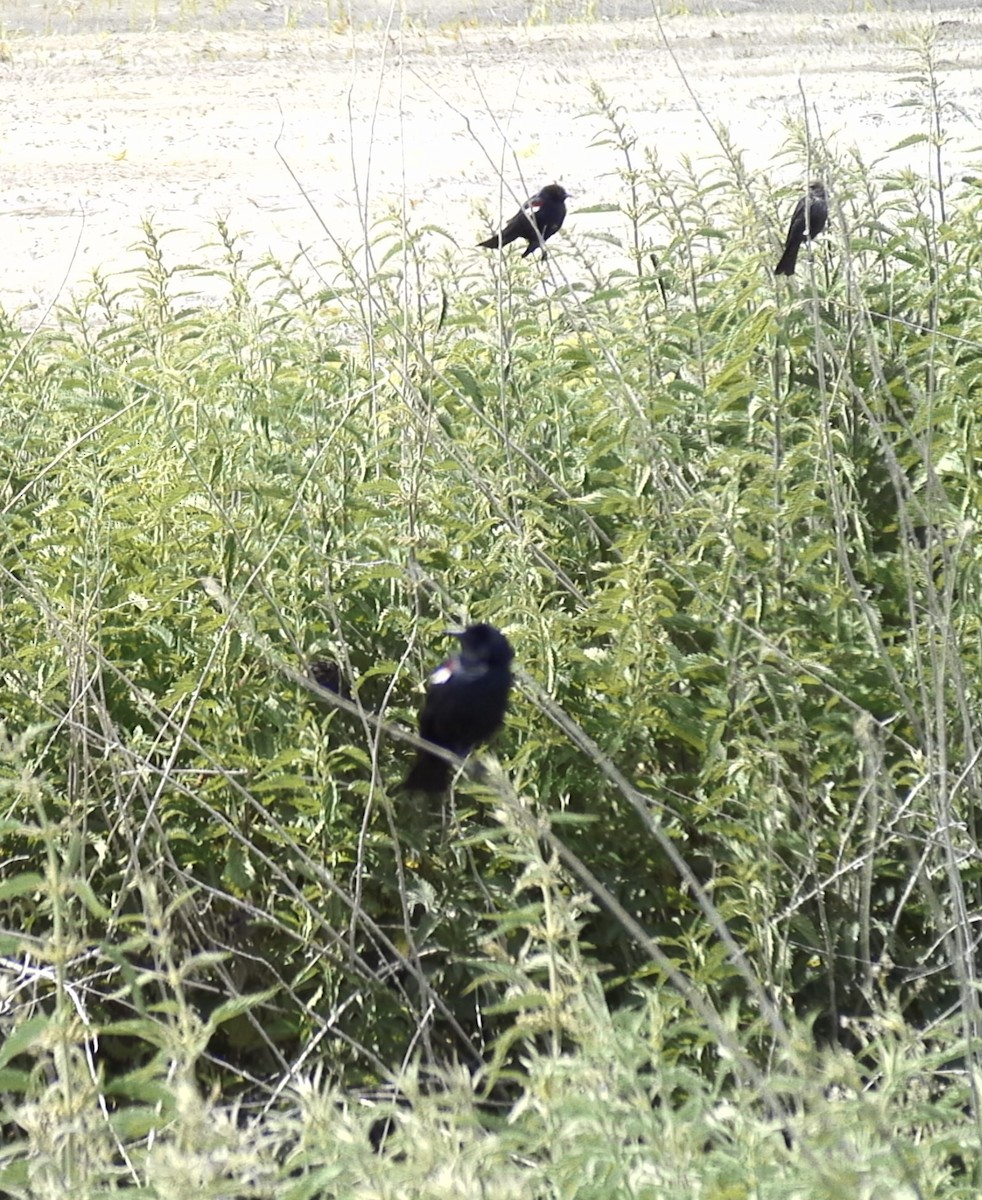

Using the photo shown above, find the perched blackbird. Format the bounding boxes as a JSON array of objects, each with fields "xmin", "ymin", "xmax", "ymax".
[
  {"xmin": 775, "ymin": 180, "xmax": 828, "ymax": 276},
  {"xmin": 308, "ymin": 658, "xmax": 350, "ymax": 700},
  {"xmin": 478, "ymin": 183, "xmax": 569, "ymax": 258},
  {"xmin": 403, "ymin": 623, "xmax": 514, "ymax": 795}
]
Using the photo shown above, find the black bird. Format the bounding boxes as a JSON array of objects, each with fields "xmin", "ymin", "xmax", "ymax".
[
  {"xmin": 478, "ymin": 183, "xmax": 569, "ymax": 258},
  {"xmin": 308, "ymin": 658, "xmax": 350, "ymax": 700},
  {"xmin": 775, "ymin": 180, "xmax": 828, "ymax": 276},
  {"xmin": 403, "ymin": 623, "xmax": 514, "ymax": 795}
]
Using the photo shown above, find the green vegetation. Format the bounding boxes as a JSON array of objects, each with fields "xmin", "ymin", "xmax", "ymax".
[{"xmin": 3, "ymin": 75, "xmax": 982, "ymax": 1196}]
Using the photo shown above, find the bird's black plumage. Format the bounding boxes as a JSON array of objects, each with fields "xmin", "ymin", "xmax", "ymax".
[
  {"xmin": 403, "ymin": 623, "xmax": 514, "ymax": 795},
  {"xmin": 775, "ymin": 180, "xmax": 828, "ymax": 276},
  {"xmin": 309, "ymin": 658, "xmax": 350, "ymax": 699},
  {"xmin": 478, "ymin": 183, "xmax": 569, "ymax": 258}
]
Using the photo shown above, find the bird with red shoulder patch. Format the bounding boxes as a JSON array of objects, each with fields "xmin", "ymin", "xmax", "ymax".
[{"xmin": 478, "ymin": 183, "xmax": 569, "ymax": 258}]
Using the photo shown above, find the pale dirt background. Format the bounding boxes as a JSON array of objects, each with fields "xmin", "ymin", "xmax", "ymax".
[{"xmin": 2, "ymin": 1, "xmax": 982, "ymax": 317}]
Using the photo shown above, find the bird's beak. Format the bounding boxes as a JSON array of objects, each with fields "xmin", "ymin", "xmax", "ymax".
[{"xmin": 442, "ymin": 628, "xmax": 464, "ymax": 639}]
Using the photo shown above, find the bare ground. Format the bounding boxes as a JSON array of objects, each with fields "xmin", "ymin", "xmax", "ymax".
[{"xmin": 2, "ymin": 4, "xmax": 982, "ymax": 316}]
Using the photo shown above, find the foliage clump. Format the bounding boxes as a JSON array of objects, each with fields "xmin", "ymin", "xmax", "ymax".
[{"xmin": 2, "ymin": 82, "xmax": 982, "ymax": 1195}]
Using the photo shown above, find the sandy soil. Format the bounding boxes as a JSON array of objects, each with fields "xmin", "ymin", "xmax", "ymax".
[{"xmin": 2, "ymin": 3, "xmax": 982, "ymax": 317}]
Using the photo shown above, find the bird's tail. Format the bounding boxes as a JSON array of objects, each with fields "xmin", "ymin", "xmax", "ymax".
[
  {"xmin": 477, "ymin": 234, "xmax": 504, "ymax": 250},
  {"xmin": 402, "ymin": 750, "xmax": 451, "ymax": 795},
  {"xmin": 774, "ymin": 244, "xmax": 800, "ymax": 276}
]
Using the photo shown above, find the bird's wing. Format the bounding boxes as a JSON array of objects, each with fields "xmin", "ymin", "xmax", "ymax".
[{"xmin": 499, "ymin": 207, "xmax": 531, "ymax": 237}]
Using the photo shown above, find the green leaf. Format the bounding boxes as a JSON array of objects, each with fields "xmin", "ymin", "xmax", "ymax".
[
  {"xmin": 0, "ymin": 873, "xmax": 44, "ymax": 902},
  {"xmin": 205, "ymin": 989, "xmax": 278, "ymax": 1035},
  {"xmin": 0, "ymin": 1016, "xmax": 49, "ymax": 1068}
]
